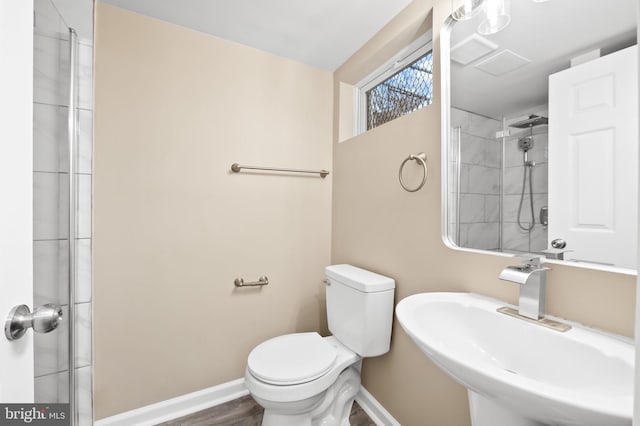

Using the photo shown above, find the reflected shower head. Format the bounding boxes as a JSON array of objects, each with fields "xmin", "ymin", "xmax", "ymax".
[{"xmin": 509, "ymin": 114, "xmax": 548, "ymax": 128}]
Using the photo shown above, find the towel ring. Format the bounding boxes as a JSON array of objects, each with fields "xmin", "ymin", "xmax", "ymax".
[{"xmin": 399, "ymin": 152, "xmax": 427, "ymax": 192}]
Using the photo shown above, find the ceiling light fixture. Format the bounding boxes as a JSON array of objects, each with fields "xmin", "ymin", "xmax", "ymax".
[
  {"xmin": 477, "ymin": 0, "xmax": 511, "ymax": 35},
  {"xmin": 451, "ymin": 0, "xmax": 484, "ymax": 21}
]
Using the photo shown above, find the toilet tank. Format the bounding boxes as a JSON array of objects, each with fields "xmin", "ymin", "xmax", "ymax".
[{"xmin": 325, "ymin": 264, "xmax": 395, "ymax": 357}]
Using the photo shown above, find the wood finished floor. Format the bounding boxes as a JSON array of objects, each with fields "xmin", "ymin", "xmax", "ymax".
[{"xmin": 157, "ymin": 394, "xmax": 376, "ymax": 426}]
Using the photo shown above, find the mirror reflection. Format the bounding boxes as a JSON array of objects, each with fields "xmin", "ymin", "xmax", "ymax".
[{"xmin": 444, "ymin": 0, "xmax": 638, "ymax": 271}]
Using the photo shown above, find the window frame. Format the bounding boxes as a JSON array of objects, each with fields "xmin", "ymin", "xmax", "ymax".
[{"xmin": 355, "ymin": 30, "xmax": 434, "ymax": 135}]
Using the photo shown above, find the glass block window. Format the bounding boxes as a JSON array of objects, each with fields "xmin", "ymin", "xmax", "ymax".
[{"xmin": 364, "ymin": 50, "xmax": 433, "ymax": 131}]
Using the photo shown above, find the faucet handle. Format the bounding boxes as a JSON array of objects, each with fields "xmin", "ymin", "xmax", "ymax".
[{"xmin": 515, "ymin": 254, "xmax": 546, "ymax": 268}]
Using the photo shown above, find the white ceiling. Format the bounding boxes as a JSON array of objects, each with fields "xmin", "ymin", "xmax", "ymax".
[
  {"xmin": 98, "ymin": 0, "xmax": 413, "ymax": 71},
  {"xmin": 450, "ymin": 0, "xmax": 637, "ymax": 119}
]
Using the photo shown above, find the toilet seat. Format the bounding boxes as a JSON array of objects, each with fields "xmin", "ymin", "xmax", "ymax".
[
  {"xmin": 248, "ymin": 332, "xmax": 337, "ymax": 385},
  {"xmin": 245, "ymin": 335, "xmax": 360, "ymax": 403}
]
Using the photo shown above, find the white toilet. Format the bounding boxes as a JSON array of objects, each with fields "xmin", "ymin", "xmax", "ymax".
[{"xmin": 244, "ymin": 264, "xmax": 395, "ymax": 426}]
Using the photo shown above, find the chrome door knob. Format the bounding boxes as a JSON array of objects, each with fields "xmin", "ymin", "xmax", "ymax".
[
  {"xmin": 551, "ymin": 238, "xmax": 567, "ymax": 249},
  {"xmin": 5, "ymin": 304, "xmax": 63, "ymax": 341}
]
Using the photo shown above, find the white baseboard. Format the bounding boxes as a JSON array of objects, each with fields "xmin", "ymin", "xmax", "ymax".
[
  {"xmin": 95, "ymin": 378, "xmax": 400, "ymax": 426},
  {"xmin": 94, "ymin": 378, "xmax": 248, "ymax": 426},
  {"xmin": 355, "ymin": 386, "xmax": 401, "ymax": 426}
]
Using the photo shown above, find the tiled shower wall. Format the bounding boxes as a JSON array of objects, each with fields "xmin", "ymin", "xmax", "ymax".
[
  {"xmin": 450, "ymin": 108, "xmax": 502, "ymax": 250},
  {"xmin": 33, "ymin": 0, "xmax": 93, "ymax": 424}
]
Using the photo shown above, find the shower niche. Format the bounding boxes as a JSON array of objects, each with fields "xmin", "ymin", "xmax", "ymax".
[{"xmin": 443, "ymin": 0, "xmax": 638, "ymax": 271}]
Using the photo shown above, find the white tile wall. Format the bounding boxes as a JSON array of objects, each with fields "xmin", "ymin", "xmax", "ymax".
[
  {"xmin": 34, "ymin": 34, "xmax": 70, "ymax": 107},
  {"xmin": 76, "ymin": 366, "xmax": 94, "ymax": 425},
  {"xmin": 33, "ymin": 238, "xmax": 91, "ymax": 306},
  {"xmin": 503, "ymin": 194, "xmax": 548, "ymax": 222},
  {"xmin": 460, "ymin": 133, "xmax": 486, "ymax": 164},
  {"xmin": 485, "ymin": 140, "xmax": 501, "ymax": 168},
  {"xmin": 33, "ymin": 172, "xmax": 69, "ymax": 240},
  {"xmin": 451, "ymin": 108, "xmax": 502, "ymax": 250},
  {"xmin": 76, "ymin": 239, "xmax": 92, "ymax": 303},
  {"xmin": 76, "ymin": 303, "xmax": 92, "ymax": 368},
  {"xmin": 77, "ymin": 175, "xmax": 92, "ymax": 238},
  {"xmin": 503, "ymin": 222, "xmax": 533, "ymax": 252},
  {"xmin": 532, "ymin": 163, "xmax": 548, "ymax": 193},
  {"xmin": 530, "ymin": 225, "xmax": 548, "ymax": 253},
  {"xmin": 34, "ymin": 240, "xmax": 69, "ymax": 306},
  {"xmin": 485, "ymin": 195, "xmax": 500, "ymax": 222},
  {"xmin": 465, "ymin": 222, "xmax": 500, "ymax": 250},
  {"xmin": 467, "ymin": 165, "xmax": 500, "ymax": 195},
  {"xmin": 34, "ymin": 0, "xmax": 66, "ymax": 38},
  {"xmin": 34, "ymin": 103, "xmax": 68, "ymax": 172},
  {"xmin": 504, "ymin": 164, "xmax": 548, "ymax": 196},
  {"xmin": 78, "ymin": 43, "xmax": 94, "ymax": 110},
  {"xmin": 34, "ymin": 366, "xmax": 93, "ymax": 426},
  {"xmin": 503, "ymin": 194, "xmax": 525, "ymax": 220},
  {"xmin": 459, "ymin": 194, "xmax": 485, "ymax": 223},
  {"xmin": 77, "ymin": 110, "xmax": 93, "ymax": 174},
  {"xmin": 35, "ymin": 370, "xmax": 69, "ymax": 403}
]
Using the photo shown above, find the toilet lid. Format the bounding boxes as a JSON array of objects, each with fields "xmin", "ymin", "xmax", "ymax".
[{"xmin": 248, "ymin": 332, "xmax": 337, "ymax": 385}]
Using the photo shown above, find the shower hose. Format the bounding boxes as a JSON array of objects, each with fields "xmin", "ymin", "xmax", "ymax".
[{"xmin": 517, "ymin": 161, "xmax": 535, "ymax": 232}]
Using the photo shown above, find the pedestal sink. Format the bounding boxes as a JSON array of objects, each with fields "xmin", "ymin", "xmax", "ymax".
[{"xmin": 395, "ymin": 292, "xmax": 633, "ymax": 426}]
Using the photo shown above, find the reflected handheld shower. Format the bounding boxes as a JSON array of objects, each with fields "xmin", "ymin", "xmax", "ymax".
[
  {"xmin": 517, "ymin": 134, "xmax": 536, "ymax": 232},
  {"xmin": 509, "ymin": 114, "xmax": 548, "ymax": 232}
]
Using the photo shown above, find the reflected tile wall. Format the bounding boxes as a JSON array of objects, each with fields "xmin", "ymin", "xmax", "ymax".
[
  {"xmin": 34, "ymin": 33, "xmax": 70, "ymax": 106},
  {"xmin": 34, "ymin": 103, "xmax": 68, "ymax": 172},
  {"xmin": 451, "ymin": 107, "xmax": 550, "ymax": 254},
  {"xmin": 33, "ymin": 0, "xmax": 93, "ymax": 425},
  {"xmin": 451, "ymin": 108, "xmax": 502, "ymax": 251}
]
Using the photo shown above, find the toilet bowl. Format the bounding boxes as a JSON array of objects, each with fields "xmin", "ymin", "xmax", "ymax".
[
  {"xmin": 244, "ymin": 265, "xmax": 395, "ymax": 426},
  {"xmin": 245, "ymin": 334, "xmax": 361, "ymax": 426}
]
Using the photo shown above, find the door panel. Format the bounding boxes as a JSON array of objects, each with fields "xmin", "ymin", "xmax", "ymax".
[
  {"xmin": 0, "ymin": 0, "xmax": 35, "ymax": 401},
  {"xmin": 549, "ymin": 46, "xmax": 638, "ymax": 269}
]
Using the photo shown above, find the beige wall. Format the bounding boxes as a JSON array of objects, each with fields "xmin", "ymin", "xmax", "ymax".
[
  {"xmin": 93, "ymin": 4, "xmax": 333, "ymax": 419},
  {"xmin": 332, "ymin": 1, "xmax": 636, "ymax": 425}
]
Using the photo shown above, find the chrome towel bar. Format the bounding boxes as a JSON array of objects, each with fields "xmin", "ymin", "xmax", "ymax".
[
  {"xmin": 234, "ymin": 276, "xmax": 269, "ymax": 287},
  {"xmin": 231, "ymin": 163, "xmax": 329, "ymax": 178}
]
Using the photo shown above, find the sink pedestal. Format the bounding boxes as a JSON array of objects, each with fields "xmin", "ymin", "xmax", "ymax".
[{"xmin": 469, "ymin": 391, "xmax": 546, "ymax": 426}]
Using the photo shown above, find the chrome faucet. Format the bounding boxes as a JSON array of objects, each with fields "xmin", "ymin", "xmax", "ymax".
[{"xmin": 499, "ymin": 255, "xmax": 550, "ymax": 320}]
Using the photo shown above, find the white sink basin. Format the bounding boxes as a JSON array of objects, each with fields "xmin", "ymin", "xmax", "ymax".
[{"xmin": 395, "ymin": 292, "xmax": 633, "ymax": 426}]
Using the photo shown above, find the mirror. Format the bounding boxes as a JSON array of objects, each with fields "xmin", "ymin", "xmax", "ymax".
[{"xmin": 442, "ymin": 0, "xmax": 638, "ymax": 272}]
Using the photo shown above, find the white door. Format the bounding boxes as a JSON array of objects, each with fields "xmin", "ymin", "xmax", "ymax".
[
  {"xmin": 0, "ymin": 0, "xmax": 35, "ymax": 401},
  {"xmin": 548, "ymin": 45, "xmax": 638, "ymax": 269}
]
